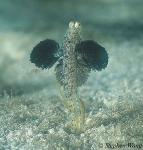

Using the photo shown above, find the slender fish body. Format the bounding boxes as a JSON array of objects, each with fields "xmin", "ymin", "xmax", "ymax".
[
  {"xmin": 30, "ymin": 21, "xmax": 108, "ymax": 133},
  {"xmin": 62, "ymin": 22, "xmax": 81, "ymax": 100}
]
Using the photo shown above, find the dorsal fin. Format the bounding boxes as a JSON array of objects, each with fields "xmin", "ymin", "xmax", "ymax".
[{"xmin": 30, "ymin": 39, "xmax": 60, "ymax": 69}]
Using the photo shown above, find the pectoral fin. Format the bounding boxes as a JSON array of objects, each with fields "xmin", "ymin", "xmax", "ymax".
[
  {"xmin": 75, "ymin": 40, "xmax": 108, "ymax": 71},
  {"xmin": 30, "ymin": 39, "xmax": 60, "ymax": 69}
]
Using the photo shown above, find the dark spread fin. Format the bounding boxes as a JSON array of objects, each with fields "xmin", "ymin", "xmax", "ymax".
[
  {"xmin": 55, "ymin": 59, "xmax": 90, "ymax": 87},
  {"xmin": 30, "ymin": 39, "xmax": 60, "ymax": 69},
  {"xmin": 75, "ymin": 40, "xmax": 108, "ymax": 71}
]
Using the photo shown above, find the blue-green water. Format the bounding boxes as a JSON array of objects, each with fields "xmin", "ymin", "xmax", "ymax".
[{"xmin": 0, "ymin": 0, "xmax": 143, "ymax": 149}]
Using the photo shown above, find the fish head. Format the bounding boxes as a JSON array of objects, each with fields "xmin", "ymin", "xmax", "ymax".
[{"xmin": 67, "ymin": 21, "xmax": 81, "ymax": 43}]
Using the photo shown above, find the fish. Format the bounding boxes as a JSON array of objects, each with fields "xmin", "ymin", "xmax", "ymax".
[
  {"xmin": 30, "ymin": 21, "xmax": 108, "ymax": 132},
  {"xmin": 30, "ymin": 21, "xmax": 108, "ymax": 134},
  {"xmin": 55, "ymin": 22, "xmax": 91, "ymax": 100},
  {"xmin": 30, "ymin": 22, "xmax": 108, "ymax": 94}
]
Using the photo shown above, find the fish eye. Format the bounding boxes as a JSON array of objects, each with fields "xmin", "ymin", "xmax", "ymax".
[
  {"xmin": 75, "ymin": 22, "xmax": 80, "ymax": 28},
  {"xmin": 69, "ymin": 21, "xmax": 75, "ymax": 28}
]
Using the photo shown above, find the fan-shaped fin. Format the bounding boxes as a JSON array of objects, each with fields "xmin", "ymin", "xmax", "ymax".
[
  {"xmin": 30, "ymin": 39, "xmax": 60, "ymax": 69},
  {"xmin": 55, "ymin": 59, "xmax": 90, "ymax": 87},
  {"xmin": 75, "ymin": 40, "xmax": 108, "ymax": 71}
]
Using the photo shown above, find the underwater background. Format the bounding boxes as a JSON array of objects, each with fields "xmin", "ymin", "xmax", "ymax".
[{"xmin": 0, "ymin": 0, "xmax": 143, "ymax": 149}]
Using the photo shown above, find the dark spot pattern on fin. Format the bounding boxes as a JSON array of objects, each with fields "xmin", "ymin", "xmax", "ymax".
[
  {"xmin": 75, "ymin": 40, "xmax": 108, "ymax": 71},
  {"xmin": 55, "ymin": 59, "xmax": 90, "ymax": 87},
  {"xmin": 30, "ymin": 39, "xmax": 60, "ymax": 69}
]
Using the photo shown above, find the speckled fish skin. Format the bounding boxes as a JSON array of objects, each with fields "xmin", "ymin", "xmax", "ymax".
[{"xmin": 62, "ymin": 21, "xmax": 82, "ymax": 100}]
